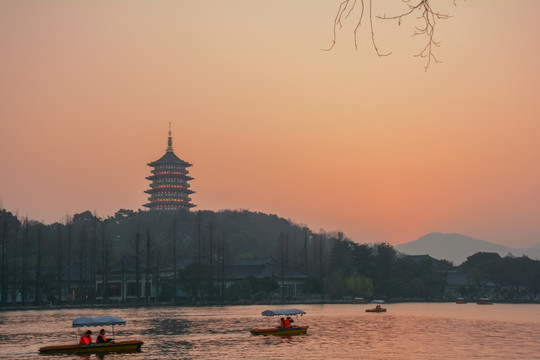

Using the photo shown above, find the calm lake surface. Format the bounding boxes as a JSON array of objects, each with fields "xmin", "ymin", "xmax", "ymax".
[{"xmin": 1, "ymin": 303, "xmax": 539, "ymax": 359}]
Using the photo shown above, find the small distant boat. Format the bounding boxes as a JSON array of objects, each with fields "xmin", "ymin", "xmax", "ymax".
[
  {"xmin": 366, "ymin": 300, "xmax": 386, "ymax": 312},
  {"xmin": 456, "ymin": 297, "xmax": 467, "ymax": 304},
  {"xmin": 38, "ymin": 316, "xmax": 143, "ymax": 354},
  {"xmin": 353, "ymin": 297, "xmax": 368, "ymax": 304},
  {"xmin": 365, "ymin": 307, "xmax": 386, "ymax": 313},
  {"xmin": 477, "ymin": 298, "xmax": 493, "ymax": 305},
  {"xmin": 250, "ymin": 309, "xmax": 308, "ymax": 336}
]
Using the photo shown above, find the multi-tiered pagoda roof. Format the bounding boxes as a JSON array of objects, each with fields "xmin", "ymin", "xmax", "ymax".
[{"xmin": 143, "ymin": 125, "xmax": 195, "ymax": 211}]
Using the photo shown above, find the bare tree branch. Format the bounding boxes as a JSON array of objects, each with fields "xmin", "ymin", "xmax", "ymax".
[
  {"xmin": 353, "ymin": 0, "xmax": 365, "ymax": 50},
  {"xmin": 369, "ymin": 0, "xmax": 391, "ymax": 56},
  {"xmin": 326, "ymin": 0, "xmax": 457, "ymax": 70},
  {"xmin": 378, "ymin": 0, "xmax": 452, "ymax": 70},
  {"xmin": 322, "ymin": 0, "xmax": 351, "ymax": 51}
]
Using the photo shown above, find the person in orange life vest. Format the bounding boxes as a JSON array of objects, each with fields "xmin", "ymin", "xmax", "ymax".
[
  {"xmin": 287, "ymin": 316, "xmax": 295, "ymax": 327},
  {"xmin": 96, "ymin": 329, "xmax": 111, "ymax": 343},
  {"xmin": 79, "ymin": 330, "xmax": 92, "ymax": 345},
  {"xmin": 284, "ymin": 317, "xmax": 293, "ymax": 328},
  {"xmin": 280, "ymin": 317, "xmax": 286, "ymax": 328}
]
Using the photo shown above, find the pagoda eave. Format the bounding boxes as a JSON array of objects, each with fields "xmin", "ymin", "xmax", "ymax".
[
  {"xmin": 145, "ymin": 189, "xmax": 195, "ymax": 195},
  {"xmin": 143, "ymin": 202, "xmax": 196, "ymax": 208},
  {"xmin": 148, "ymin": 162, "xmax": 192, "ymax": 168},
  {"xmin": 145, "ymin": 175, "xmax": 194, "ymax": 181}
]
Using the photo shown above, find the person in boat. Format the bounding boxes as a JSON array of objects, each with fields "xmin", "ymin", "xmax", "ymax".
[
  {"xmin": 79, "ymin": 330, "xmax": 92, "ymax": 345},
  {"xmin": 284, "ymin": 317, "xmax": 293, "ymax": 328},
  {"xmin": 287, "ymin": 316, "xmax": 294, "ymax": 327},
  {"xmin": 376, "ymin": 305, "xmax": 381, "ymax": 310},
  {"xmin": 280, "ymin": 317, "xmax": 286, "ymax": 328},
  {"xmin": 96, "ymin": 329, "xmax": 111, "ymax": 343}
]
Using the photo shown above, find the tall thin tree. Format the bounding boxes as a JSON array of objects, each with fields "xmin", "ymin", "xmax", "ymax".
[
  {"xmin": 145, "ymin": 228, "xmax": 151, "ymax": 302},
  {"xmin": 102, "ymin": 220, "xmax": 108, "ymax": 303},
  {"xmin": 135, "ymin": 228, "xmax": 141, "ymax": 302},
  {"xmin": 197, "ymin": 211, "xmax": 202, "ymax": 300},
  {"xmin": 279, "ymin": 232, "xmax": 286, "ymax": 303},
  {"xmin": 91, "ymin": 214, "xmax": 98, "ymax": 303},
  {"xmin": 121, "ymin": 255, "xmax": 126, "ymax": 304},
  {"xmin": 155, "ymin": 244, "xmax": 160, "ymax": 302},
  {"xmin": 319, "ymin": 234, "xmax": 324, "ymax": 300},
  {"xmin": 172, "ymin": 220, "xmax": 177, "ymax": 301},
  {"xmin": 218, "ymin": 232, "xmax": 226, "ymax": 305},
  {"xmin": 78, "ymin": 227, "xmax": 87, "ymax": 303},
  {"xmin": 0, "ymin": 213, "xmax": 7, "ymax": 307},
  {"xmin": 66, "ymin": 219, "xmax": 72, "ymax": 302},
  {"xmin": 11, "ymin": 219, "xmax": 18, "ymax": 305},
  {"xmin": 209, "ymin": 220, "xmax": 214, "ymax": 299},
  {"xmin": 304, "ymin": 229, "xmax": 309, "ymax": 275},
  {"xmin": 35, "ymin": 224, "xmax": 42, "ymax": 305},
  {"xmin": 21, "ymin": 219, "xmax": 28, "ymax": 305},
  {"xmin": 56, "ymin": 224, "xmax": 62, "ymax": 304}
]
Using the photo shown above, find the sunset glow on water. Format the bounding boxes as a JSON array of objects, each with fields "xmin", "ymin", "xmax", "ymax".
[{"xmin": 1, "ymin": 304, "xmax": 539, "ymax": 359}]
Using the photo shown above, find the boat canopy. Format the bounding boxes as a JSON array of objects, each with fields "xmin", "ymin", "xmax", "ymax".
[
  {"xmin": 262, "ymin": 309, "xmax": 305, "ymax": 317},
  {"xmin": 72, "ymin": 316, "xmax": 126, "ymax": 328},
  {"xmin": 370, "ymin": 299, "xmax": 385, "ymax": 304}
]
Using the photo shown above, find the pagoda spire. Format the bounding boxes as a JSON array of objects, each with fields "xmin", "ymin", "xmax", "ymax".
[{"xmin": 166, "ymin": 122, "xmax": 174, "ymax": 153}]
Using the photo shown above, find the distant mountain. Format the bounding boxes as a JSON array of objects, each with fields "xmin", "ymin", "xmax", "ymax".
[{"xmin": 395, "ymin": 233, "xmax": 540, "ymax": 266}]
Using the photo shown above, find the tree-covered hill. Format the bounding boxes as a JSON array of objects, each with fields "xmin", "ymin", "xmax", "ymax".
[{"xmin": 1, "ymin": 208, "xmax": 540, "ymax": 306}]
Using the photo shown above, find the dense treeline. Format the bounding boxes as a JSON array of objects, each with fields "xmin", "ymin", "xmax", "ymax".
[
  {"xmin": 1, "ymin": 208, "xmax": 539, "ymax": 306},
  {"xmin": 459, "ymin": 252, "xmax": 540, "ymax": 301},
  {"xmin": 0, "ymin": 208, "xmax": 312, "ymax": 305}
]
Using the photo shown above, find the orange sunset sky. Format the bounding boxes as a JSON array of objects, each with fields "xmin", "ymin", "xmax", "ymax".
[{"xmin": 1, "ymin": 0, "xmax": 539, "ymax": 248}]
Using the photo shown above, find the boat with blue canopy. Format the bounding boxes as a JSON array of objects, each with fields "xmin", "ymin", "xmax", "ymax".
[
  {"xmin": 38, "ymin": 316, "xmax": 143, "ymax": 354},
  {"xmin": 261, "ymin": 309, "xmax": 306, "ymax": 317},
  {"xmin": 72, "ymin": 315, "xmax": 127, "ymax": 327},
  {"xmin": 251, "ymin": 308, "xmax": 308, "ymax": 336}
]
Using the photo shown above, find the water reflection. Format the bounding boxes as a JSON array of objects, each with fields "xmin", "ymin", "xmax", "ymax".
[
  {"xmin": 0, "ymin": 304, "xmax": 539, "ymax": 359},
  {"xmin": 147, "ymin": 318, "xmax": 192, "ymax": 336},
  {"xmin": 76, "ymin": 355, "xmax": 102, "ymax": 360}
]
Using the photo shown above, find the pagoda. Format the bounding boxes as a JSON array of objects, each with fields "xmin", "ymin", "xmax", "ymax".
[{"xmin": 143, "ymin": 124, "xmax": 195, "ymax": 211}]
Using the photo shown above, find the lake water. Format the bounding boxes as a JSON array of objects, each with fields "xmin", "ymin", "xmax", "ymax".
[{"xmin": 1, "ymin": 303, "xmax": 539, "ymax": 359}]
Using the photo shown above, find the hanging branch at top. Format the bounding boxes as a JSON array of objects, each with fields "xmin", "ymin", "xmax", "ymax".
[
  {"xmin": 378, "ymin": 0, "xmax": 453, "ymax": 70},
  {"xmin": 324, "ymin": 0, "xmax": 457, "ymax": 71}
]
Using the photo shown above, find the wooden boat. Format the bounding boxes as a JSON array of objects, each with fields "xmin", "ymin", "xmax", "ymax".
[
  {"xmin": 251, "ymin": 308, "xmax": 308, "ymax": 336},
  {"xmin": 456, "ymin": 297, "xmax": 467, "ymax": 304},
  {"xmin": 38, "ymin": 316, "xmax": 143, "ymax": 355},
  {"xmin": 366, "ymin": 300, "xmax": 386, "ymax": 312},
  {"xmin": 365, "ymin": 308, "xmax": 387, "ymax": 313},
  {"xmin": 477, "ymin": 298, "xmax": 493, "ymax": 305},
  {"xmin": 38, "ymin": 340, "xmax": 144, "ymax": 354},
  {"xmin": 251, "ymin": 326, "xmax": 308, "ymax": 336},
  {"xmin": 353, "ymin": 297, "xmax": 368, "ymax": 304}
]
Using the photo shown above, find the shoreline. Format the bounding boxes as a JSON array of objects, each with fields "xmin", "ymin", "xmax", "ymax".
[{"xmin": 2, "ymin": 298, "xmax": 538, "ymax": 312}]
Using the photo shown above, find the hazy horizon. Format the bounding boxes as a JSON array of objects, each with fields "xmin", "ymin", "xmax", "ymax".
[{"xmin": 1, "ymin": 0, "xmax": 539, "ymax": 248}]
